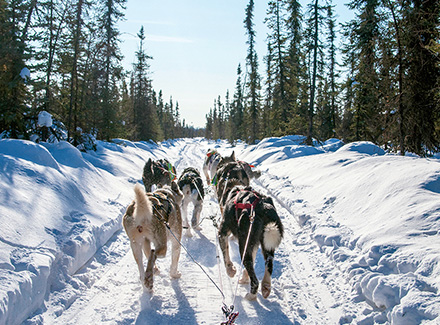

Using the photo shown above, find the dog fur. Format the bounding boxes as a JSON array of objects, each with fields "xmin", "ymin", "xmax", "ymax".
[
  {"xmin": 215, "ymin": 161, "xmax": 250, "ymax": 211},
  {"xmin": 206, "ymin": 150, "xmax": 260, "ymax": 186},
  {"xmin": 214, "ymin": 151, "xmax": 236, "ymax": 177},
  {"xmin": 123, "ymin": 182, "xmax": 183, "ymax": 291},
  {"xmin": 142, "ymin": 158, "xmax": 177, "ymax": 192},
  {"xmin": 218, "ymin": 184, "xmax": 284, "ymax": 300},
  {"xmin": 202, "ymin": 149, "xmax": 222, "ymax": 185},
  {"xmin": 178, "ymin": 167, "xmax": 205, "ymax": 237},
  {"xmin": 238, "ymin": 161, "xmax": 262, "ymax": 180}
]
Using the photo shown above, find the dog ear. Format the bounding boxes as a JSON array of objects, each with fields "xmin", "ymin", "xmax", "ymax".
[
  {"xmin": 146, "ymin": 158, "xmax": 153, "ymax": 171},
  {"xmin": 171, "ymin": 181, "xmax": 179, "ymax": 192},
  {"xmin": 231, "ymin": 151, "xmax": 235, "ymax": 160}
]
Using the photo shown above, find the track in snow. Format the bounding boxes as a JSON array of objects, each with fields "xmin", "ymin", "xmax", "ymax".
[{"xmin": 26, "ymin": 142, "xmax": 362, "ymax": 324}]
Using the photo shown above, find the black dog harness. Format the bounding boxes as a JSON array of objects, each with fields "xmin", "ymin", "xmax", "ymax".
[
  {"xmin": 149, "ymin": 193, "xmax": 173, "ymax": 223},
  {"xmin": 157, "ymin": 161, "xmax": 177, "ymax": 182}
]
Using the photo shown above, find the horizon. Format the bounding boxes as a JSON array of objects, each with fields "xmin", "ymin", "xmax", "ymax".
[{"xmin": 119, "ymin": 0, "xmax": 354, "ymax": 129}]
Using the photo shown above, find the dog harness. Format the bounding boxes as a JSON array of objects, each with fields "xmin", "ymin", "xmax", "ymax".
[
  {"xmin": 238, "ymin": 160, "xmax": 254, "ymax": 168},
  {"xmin": 207, "ymin": 150, "xmax": 221, "ymax": 178},
  {"xmin": 233, "ymin": 189, "xmax": 260, "ymax": 223},
  {"xmin": 157, "ymin": 161, "xmax": 177, "ymax": 181},
  {"xmin": 206, "ymin": 149, "xmax": 217, "ymax": 158},
  {"xmin": 211, "ymin": 173, "xmax": 218, "ymax": 186},
  {"xmin": 149, "ymin": 193, "xmax": 172, "ymax": 223}
]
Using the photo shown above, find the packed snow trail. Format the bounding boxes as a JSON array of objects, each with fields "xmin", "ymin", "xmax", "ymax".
[{"xmin": 24, "ymin": 139, "xmax": 368, "ymax": 324}]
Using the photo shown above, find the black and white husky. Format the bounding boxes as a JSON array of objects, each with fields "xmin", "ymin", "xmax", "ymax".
[
  {"xmin": 202, "ymin": 149, "xmax": 222, "ymax": 186},
  {"xmin": 178, "ymin": 167, "xmax": 204, "ymax": 237},
  {"xmin": 218, "ymin": 184, "xmax": 284, "ymax": 300},
  {"xmin": 142, "ymin": 158, "xmax": 177, "ymax": 192}
]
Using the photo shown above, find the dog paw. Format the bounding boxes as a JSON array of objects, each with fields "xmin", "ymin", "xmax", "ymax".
[
  {"xmin": 226, "ymin": 263, "xmax": 236, "ymax": 277},
  {"xmin": 239, "ymin": 276, "xmax": 250, "ymax": 284},
  {"xmin": 185, "ymin": 229, "xmax": 193, "ymax": 237},
  {"xmin": 144, "ymin": 271, "xmax": 154, "ymax": 291},
  {"xmin": 245, "ymin": 292, "xmax": 257, "ymax": 301},
  {"xmin": 239, "ymin": 270, "xmax": 249, "ymax": 284},
  {"xmin": 170, "ymin": 270, "xmax": 181, "ymax": 279},
  {"xmin": 261, "ymin": 282, "xmax": 271, "ymax": 299}
]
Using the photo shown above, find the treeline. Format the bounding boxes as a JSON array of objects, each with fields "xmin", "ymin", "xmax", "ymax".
[
  {"xmin": 0, "ymin": 0, "xmax": 202, "ymax": 145},
  {"xmin": 205, "ymin": 0, "xmax": 440, "ymax": 156}
]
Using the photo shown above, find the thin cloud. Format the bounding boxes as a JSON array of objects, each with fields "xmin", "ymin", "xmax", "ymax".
[
  {"xmin": 147, "ymin": 35, "xmax": 194, "ymax": 43},
  {"xmin": 121, "ymin": 33, "xmax": 193, "ymax": 44},
  {"xmin": 126, "ymin": 19, "xmax": 174, "ymax": 26}
]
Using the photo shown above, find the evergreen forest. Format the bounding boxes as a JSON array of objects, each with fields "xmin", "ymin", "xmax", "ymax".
[{"xmin": 1, "ymin": 0, "xmax": 439, "ymax": 156}]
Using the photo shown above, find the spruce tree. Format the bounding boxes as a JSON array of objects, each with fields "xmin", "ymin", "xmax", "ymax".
[
  {"xmin": 265, "ymin": 0, "xmax": 289, "ymax": 133},
  {"xmin": 403, "ymin": 0, "xmax": 440, "ymax": 155},
  {"xmin": 0, "ymin": 0, "xmax": 29, "ymax": 138},
  {"xmin": 95, "ymin": 0, "xmax": 127, "ymax": 140},
  {"xmin": 131, "ymin": 26, "xmax": 162, "ymax": 141},
  {"xmin": 230, "ymin": 64, "xmax": 245, "ymax": 140},
  {"xmin": 244, "ymin": 0, "xmax": 261, "ymax": 143},
  {"xmin": 346, "ymin": 0, "xmax": 381, "ymax": 142}
]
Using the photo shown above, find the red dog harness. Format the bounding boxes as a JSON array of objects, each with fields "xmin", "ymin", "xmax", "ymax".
[{"xmin": 234, "ymin": 189, "xmax": 260, "ymax": 223}]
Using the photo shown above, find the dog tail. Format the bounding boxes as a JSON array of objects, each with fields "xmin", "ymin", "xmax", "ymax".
[
  {"xmin": 263, "ymin": 222, "xmax": 283, "ymax": 251},
  {"xmin": 134, "ymin": 183, "xmax": 153, "ymax": 224}
]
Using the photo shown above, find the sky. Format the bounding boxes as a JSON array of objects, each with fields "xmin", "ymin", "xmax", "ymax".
[{"xmin": 119, "ymin": 1, "xmax": 355, "ymax": 128}]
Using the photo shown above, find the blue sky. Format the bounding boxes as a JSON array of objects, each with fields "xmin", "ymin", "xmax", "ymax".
[{"xmin": 119, "ymin": 1, "xmax": 353, "ymax": 128}]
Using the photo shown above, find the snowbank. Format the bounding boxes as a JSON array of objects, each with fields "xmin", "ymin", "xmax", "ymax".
[
  {"xmin": 1, "ymin": 137, "xmax": 440, "ymax": 324},
  {"xmin": 242, "ymin": 141, "xmax": 440, "ymax": 323},
  {"xmin": 0, "ymin": 139, "xmax": 160, "ymax": 324}
]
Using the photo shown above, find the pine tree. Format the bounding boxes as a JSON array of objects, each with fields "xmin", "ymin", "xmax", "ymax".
[
  {"xmin": 67, "ymin": 0, "xmax": 86, "ymax": 143},
  {"xmin": 95, "ymin": 0, "xmax": 127, "ymax": 140},
  {"xmin": 230, "ymin": 64, "xmax": 245, "ymax": 140},
  {"xmin": 244, "ymin": 0, "xmax": 261, "ymax": 143},
  {"xmin": 403, "ymin": 0, "xmax": 440, "ymax": 155},
  {"xmin": 325, "ymin": 3, "xmax": 338, "ymax": 139},
  {"xmin": 304, "ymin": 0, "xmax": 325, "ymax": 144},
  {"xmin": 346, "ymin": 0, "xmax": 381, "ymax": 142},
  {"xmin": 284, "ymin": 0, "xmax": 305, "ymax": 135},
  {"xmin": 35, "ymin": 0, "xmax": 70, "ymax": 115},
  {"xmin": 263, "ymin": 41, "xmax": 274, "ymax": 137},
  {"xmin": 131, "ymin": 26, "xmax": 162, "ymax": 141},
  {"xmin": 265, "ymin": 0, "xmax": 289, "ymax": 133},
  {"xmin": 0, "ymin": 0, "xmax": 30, "ymax": 138}
]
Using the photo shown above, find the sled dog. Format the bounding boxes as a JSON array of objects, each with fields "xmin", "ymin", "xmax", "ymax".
[
  {"xmin": 219, "ymin": 185, "xmax": 284, "ymax": 300},
  {"xmin": 238, "ymin": 160, "xmax": 261, "ymax": 180},
  {"xmin": 142, "ymin": 158, "xmax": 177, "ymax": 192},
  {"xmin": 209, "ymin": 150, "xmax": 260, "ymax": 186},
  {"xmin": 202, "ymin": 149, "xmax": 222, "ymax": 185},
  {"xmin": 214, "ymin": 161, "xmax": 250, "ymax": 211},
  {"xmin": 178, "ymin": 167, "xmax": 205, "ymax": 237},
  {"xmin": 123, "ymin": 182, "xmax": 183, "ymax": 291},
  {"xmin": 214, "ymin": 151, "xmax": 236, "ymax": 177}
]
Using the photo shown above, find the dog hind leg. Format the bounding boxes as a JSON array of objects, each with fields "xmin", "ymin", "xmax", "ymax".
[
  {"xmin": 239, "ymin": 247, "xmax": 257, "ymax": 284},
  {"xmin": 192, "ymin": 200, "xmax": 203, "ymax": 230},
  {"xmin": 261, "ymin": 249, "xmax": 275, "ymax": 299},
  {"xmin": 181, "ymin": 195, "xmax": 192, "ymax": 237},
  {"xmin": 218, "ymin": 233, "xmax": 236, "ymax": 278},
  {"xmin": 143, "ymin": 239, "xmax": 159, "ymax": 275},
  {"xmin": 169, "ymin": 234, "xmax": 182, "ymax": 279},
  {"xmin": 240, "ymin": 244, "xmax": 258, "ymax": 300},
  {"xmin": 144, "ymin": 249, "xmax": 157, "ymax": 291},
  {"xmin": 130, "ymin": 240, "xmax": 145, "ymax": 282}
]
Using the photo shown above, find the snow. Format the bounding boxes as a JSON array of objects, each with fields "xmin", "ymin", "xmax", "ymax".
[
  {"xmin": 0, "ymin": 137, "xmax": 440, "ymax": 324},
  {"xmin": 19, "ymin": 68, "xmax": 30, "ymax": 83},
  {"xmin": 37, "ymin": 112, "xmax": 53, "ymax": 128}
]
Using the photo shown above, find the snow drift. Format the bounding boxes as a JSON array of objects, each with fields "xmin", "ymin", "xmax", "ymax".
[{"xmin": 0, "ymin": 136, "xmax": 439, "ymax": 324}]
